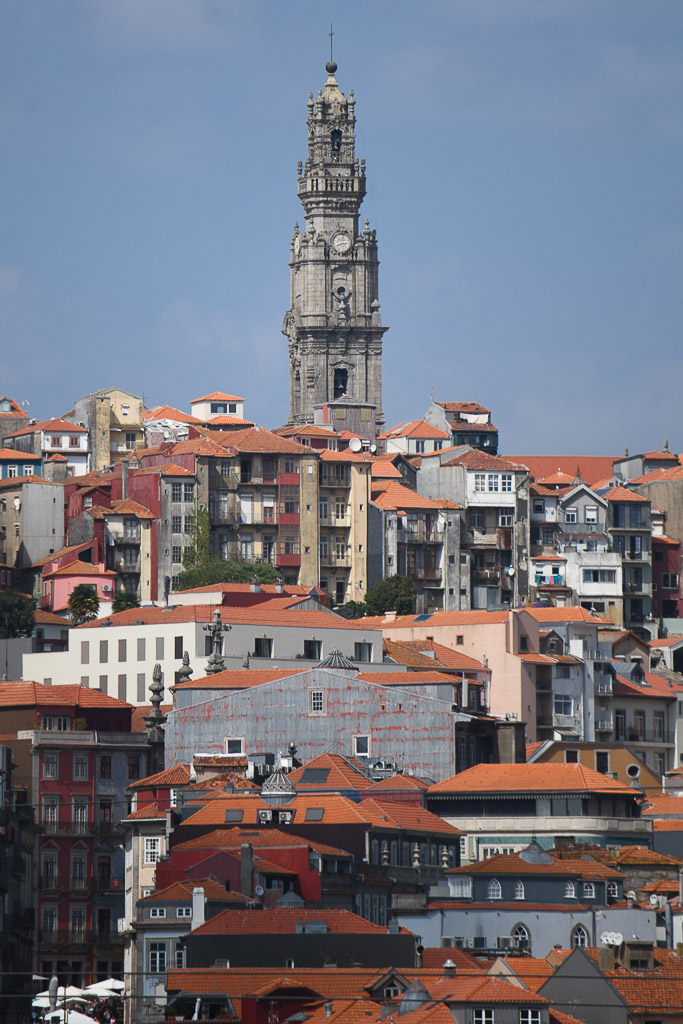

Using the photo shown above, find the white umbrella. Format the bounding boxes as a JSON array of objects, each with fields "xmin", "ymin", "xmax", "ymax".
[
  {"xmin": 93, "ymin": 978, "xmax": 124, "ymax": 992},
  {"xmin": 43, "ymin": 1011, "xmax": 98, "ymax": 1024},
  {"xmin": 35, "ymin": 987, "xmax": 90, "ymax": 1000},
  {"xmin": 32, "ymin": 997, "xmax": 52, "ymax": 1009},
  {"xmin": 83, "ymin": 983, "xmax": 120, "ymax": 999}
]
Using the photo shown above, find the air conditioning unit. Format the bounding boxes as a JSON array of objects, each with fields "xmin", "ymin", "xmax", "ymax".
[
  {"xmin": 441, "ymin": 937, "xmax": 453, "ymax": 948},
  {"xmin": 102, "ymin": 584, "xmax": 112, "ymax": 592},
  {"xmin": 453, "ymin": 937, "xmax": 467, "ymax": 949},
  {"xmin": 279, "ymin": 811, "xmax": 293, "ymax": 825},
  {"xmin": 497, "ymin": 937, "xmax": 513, "ymax": 949},
  {"xmin": 258, "ymin": 809, "xmax": 272, "ymax": 824}
]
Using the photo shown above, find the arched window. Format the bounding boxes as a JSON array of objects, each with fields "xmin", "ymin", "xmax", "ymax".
[
  {"xmin": 487, "ymin": 878, "xmax": 502, "ymax": 900},
  {"xmin": 512, "ymin": 923, "xmax": 530, "ymax": 950},
  {"xmin": 564, "ymin": 881, "xmax": 576, "ymax": 899},
  {"xmin": 514, "ymin": 880, "xmax": 525, "ymax": 900},
  {"xmin": 572, "ymin": 924, "xmax": 589, "ymax": 948},
  {"xmin": 607, "ymin": 881, "xmax": 618, "ymax": 899}
]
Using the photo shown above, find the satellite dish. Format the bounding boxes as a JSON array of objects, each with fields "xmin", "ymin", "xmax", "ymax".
[
  {"xmin": 348, "ymin": 436, "xmax": 362, "ymax": 452},
  {"xmin": 255, "ymin": 885, "xmax": 264, "ymax": 897},
  {"xmin": 600, "ymin": 931, "xmax": 622, "ymax": 946},
  {"xmin": 649, "ymin": 893, "xmax": 659, "ymax": 906},
  {"xmin": 370, "ymin": 443, "xmax": 377, "ymax": 453},
  {"xmin": 613, "ymin": 932, "xmax": 623, "ymax": 946}
]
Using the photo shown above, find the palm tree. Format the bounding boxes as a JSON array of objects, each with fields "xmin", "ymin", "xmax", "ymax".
[
  {"xmin": 67, "ymin": 584, "xmax": 100, "ymax": 625},
  {"xmin": 112, "ymin": 590, "xmax": 140, "ymax": 614}
]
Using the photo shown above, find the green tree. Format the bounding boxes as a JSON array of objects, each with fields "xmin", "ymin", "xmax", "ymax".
[
  {"xmin": 363, "ymin": 574, "xmax": 416, "ymax": 617},
  {"xmin": 337, "ymin": 600, "xmax": 367, "ymax": 619},
  {"xmin": 0, "ymin": 590, "xmax": 36, "ymax": 638},
  {"xmin": 112, "ymin": 590, "xmax": 141, "ymax": 614},
  {"xmin": 182, "ymin": 508, "xmax": 212, "ymax": 571},
  {"xmin": 67, "ymin": 584, "xmax": 100, "ymax": 625},
  {"xmin": 176, "ymin": 559, "xmax": 284, "ymax": 592}
]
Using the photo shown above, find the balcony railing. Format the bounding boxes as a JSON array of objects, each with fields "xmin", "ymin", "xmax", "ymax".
[
  {"xmin": 113, "ymin": 530, "xmax": 141, "ymax": 545},
  {"xmin": 595, "ymin": 679, "xmax": 613, "ymax": 695},
  {"xmin": 41, "ymin": 818, "xmax": 91, "ymax": 835},
  {"xmin": 319, "ymin": 472, "xmax": 351, "ymax": 488},
  {"xmin": 407, "ymin": 566, "xmax": 441, "ymax": 581},
  {"xmin": 110, "ymin": 557, "xmax": 140, "ymax": 574},
  {"xmin": 39, "ymin": 929, "xmax": 92, "ymax": 946},
  {"xmin": 208, "ymin": 510, "xmax": 238, "ymax": 525},
  {"xmin": 40, "ymin": 874, "xmax": 92, "ymax": 892},
  {"xmin": 595, "ymin": 716, "xmax": 614, "ymax": 731},
  {"xmin": 397, "ymin": 527, "xmax": 444, "ymax": 544},
  {"xmin": 472, "ymin": 568, "xmax": 500, "ymax": 584},
  {"xmin": 320, "ymin": 553, "xmax": 352, "ymax": 568},
  {"xmin": 321, "ymin": 516, "xmax": 351, "ymax": 528}
]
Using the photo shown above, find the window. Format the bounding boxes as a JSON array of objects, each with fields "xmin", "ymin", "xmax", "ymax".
[
  {"xmin": 542, "ymin": 527, "xmax": 554, "ymax": 545},
  {"xmin": 564, "ymin": 508, "xmax": 577, "ymax": 523},
  {"xmin": 42, "ymin": 715, "xmax": 69, "ymax": 731},
  {"xmin": 473, "ymin": 1012, "xmax": 494, "ymax": 1024},
  {"xmin": 171, "ymin": 483, "xmax": 182, "ymax": 502},
  {"xmin": 354, "ymin": 642, "xmax": 372, "ymax": 662},
  {"xmin": 280, "ymin": 485, "xmax": 299, "ymax": 515},
  {"xmin": 70, "ymin": 906, "xmax": 86, "ymax": 937},
  {"xmin": 498, "ymin": 511, "xmax": 513, "ymax": 527},
  {"xmin": 156, "ymin": 637, "xmax": 164, "ymax": 660},
  {"xmin": 582, "ymin": 569, "xmax": 616, "ymax": 583},
  {"xmin": 583, "ymin": 882, "xmax": 595, "ymax": 899},
  {"xmin": 73, "ymin": 754, "xmax": 88, "ymax": 780},
  {"xmin": 585, "ymin": 505, "xmax": 598, "ymax": 523},
  {"xmin": 514, "ymin": 880, "xmax": 525, "ymax": 900},
  {"xmin": 519, "ymin": 1013, "xmax": 540, "ymax": 1024},
  {"xmin": 184, "ymin": 483, "xmax": 194, "ymax": 502},
  {"xmin": 607, "ymin": 881, "xmax": 619, "ymax": 899},
  {"xmin": 172, "ymin": 545, "xmax": 182, "ymax": 563},
  {"xmin": 172, "ymin": 515, "xmax": 182, "ymax": 533},
  {"xmin": 51, "ymin": 436, "xmax": 62, "ymax": 448},
  {"xmin": 225, "ymin": 737, "xmax": 244, "ymax": 755},
  {"xmin": 308, "ymin": 689, "xmax": 326, "ymax": 715},
  {"xmin": 7, "ymin": 464, "xmax": 18, "ymax": 477},
  {"xmin": 138, "ymin": 637, "xmax": 146, "ymax": 661},
  {"xmin": 415, "ymin": 440, "xmax": 425, "ymax": 453},
  {"xmin": 513, "ymin": 924, "xmax": 530, "ymax": 951},
  {"xmin": 184, "ymin": 515, "xmax": 192, "ymax": 534},
  {"xmin": 474, "ymin": 473, "xmax": 486, "ymax": 492},
  {"xmin": 81, "ymin": 641, "xmax": 90, "ymax": 665},
  {"xmin": 148, "ymin": 942, "xmax": 167, "ymax": 973},
  {"xmin": 501, "ymin": 474, "xmax": 512, "ymax": 492},
  {"xmin": 654, "ymin": 711, "xmax": 665, "ymax": 740},
  {"xmin": 487, "ymin": 878, "xmax": 502, "ymax": 900},
  {"xmin": 564, "ymin": 881, "xmax": 576, "ymax": 898},
  {"xmin": 633, "ymin": 710, "xmax": 645, "ymax": 739},
  {"xmin": 175, "ymin": 943, "xmax": 185, "ymax": 969},
  {"xmin": 533, "ymin": 499, "xmax": 545, "ymax": 514},
  {"xmin": 125, "ymin": 432, "xmax": 136, "ymax": 449},
  {"xmin": 354, "ymin": 734, "xmax": 370, "ymax": 756},
  {"xmin": 150, "ymin": 907, "xmax": 166, "ymax": 919},
  {"xmin": 471, "ymin": 509, "xmax": 484, "ymax": 529},
  {"xmin": 663, "ymin": 573, "xmax": 679, "ymax": 589},
  {"xmin": 43, "ymin": 753, "xmax": 58, "ymax": 779},
  {"xmin": 254, "ymin": 636, "xmax": 273, "ymax": 658},
  {"xmin": 128, "ymin": 755, "xmax": 140, "ymax": 780},
  {"xmin": 177, "ymin": 907, "xmax": 191, "ymax": 918},
  {"xmin": 304, "ymin": 639, "xmax": 321, "ymax": 660},
  {"xmin": 451, "ymin": 876, "xmax": 472, "ymax": 898},
  {"xmin": 554, "ymin": 695, "xmax": 573, "ymax": 716},
  {"xmin": 487, "ymin": 474, "xmax": 499, "ymax": 492},
  {"xmin": 572, "ymin": 924, "xmax": 589, "ymax": 947},
  {"xmin": 280, "ymin": 525, "xmax": 300, "ymax": 555},
  {"xmin": 565, "ymin": 749, "xmax": 579, "ymax": 764},
  {"xmin": 280, "ymin": 457, "xmax": 299, "ymax": 475},
  {"xmin": 144, "ymin": 838, "xmax": 161, "ymax": 865},
  {"xmin": 118, "ymin": 638, "xmax": 127, "ymax": 662}
]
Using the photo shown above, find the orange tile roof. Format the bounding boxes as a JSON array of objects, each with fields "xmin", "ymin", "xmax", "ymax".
[
  {"xmin": 0, "ymin": 396, "xmax": 28, "ymax": 418},
  {"xmin": 205, "ymin": 415, "xmax": 255, "ymax": 427},
  {"xmin": 34, "ymin": 609, "xmax": 72, "ymax": 626},
  {"xmin": 143, "ymin": 405, "xmax": 202, "ymax": 424},
  {"xmin": 0, "ymin": 448, "xmax": 41, "ymax": 461},
  {"xmin": 613, "ymin": 669, "xmax": 683, "ymax": 698},
  {"xmin": 383, "ymin": 639, "xmax": 447, "ymax": 670},
  {"xmin": 190, "ymin": 907, "xmax": 406, "ymax": 936},
  {"xmin": 602, "ymin": 485, "xmax": 650, "ymax": 503},
  {"xmin": 129, "ymin": 764, "xmax": 191, "ymax": 790},
  {"xmin": 125, "ymin": 802, "xmax": 166, "ymax": 820},
  {"xmin": 43, "ymin": 559, "xmax": 117, "ymax": 578},
  {"xmin": 288, "ymin": 753, "xmax": 374, "ymax": 790},
  {"xmin": 379, "ymin": 420, "xmax": 450, "ymax": 441},
  {"xmin": 442, "ymin": 449, "xmax": 524, "ymax": 472},
  {"xmin": 174, "ymin": 668, "xmax": 301, "ymax": 691},
  {"xmin": 4, "ymin": 417, "xmax": 88, "ymax": 437},
  {"xmin": 523, "ymin": 606, "xmax": 610, "ymax": 625},
  {"xmin": 357, "ymin": 670, "xmax": 464, "ymax": 685},
  {"xmin": 361, "ymin": 798, "xmax": 461, "ymax": 836},
  {"xmin": 177, "ymin": 581, "xmax": 313, "ymax": 596},
  {"xmin": 319, "ymin": 448, "xmax": 373, "ymax": 464},
  {"xmin": 211, "ymin": 425, "xmax": 311, "ymax": 455},
  {"xmin": 428, "ymin": 762, "xmax": 636, "ymax": 796},
  {"xmin": 172, "ymin": 827, "xmax": 350, "ymax": 857},
  {"xmin": 642, "ymin": 795, "xmax": 683, "ymax": 817},
  {"xmin": 368, "ymin": 774, "xmax": 430, "ymax": 792},
  {"xmin": 649, "ymin": 636, "xmax": 683, "ymax": 648},
  {"xmin": 140, "ymin": 878, "xmax": 248, "ymax": 903},
  {"xmin": 180, "ymin": 792, "xmax": 448, "ymax": 831},
  {"xmin": 505, "ymin": 456, "xmax": 616, "ymax": 485},
  {"xmin": 448, "ymin": 851, "xmax": 621, "ymax": 879},
  {"xmin": 371, "ymin": 481, "xmax": 453, "ymax": 512},
  {"xmin": 191, "ymin": 391, "xmax": 244, "ymax": 403},
  {"xmin": 383, "ymin": 638, "xmax": 487, "ymax": 673},
  {"xmin": 0, "ymin": 681, "xmax": 132, "ymax": 709},
  {"xmin": 31, "ymin": 541, "xmax": 90, "ymax": 569},
  {"xmin": 643, "ymin": 450, "xmax": 679, "ymax": 461},
  {"xmin": 371, "ymin": 460, "xmax": 403, "ymax": 479},
  {"xmin": 438, "ymin": 402, "xmax": 490, "ymax": 414},
  {"xmin": 130, "ymin": 704, "xmax": 172, "ymax": 732},
  {"xmin": 77, "ymin": 604, "xmax": 378, "ymax": 631},
  {"xmin": 536, "ymin": 470, "xmax": 576, "ymax": 486}
]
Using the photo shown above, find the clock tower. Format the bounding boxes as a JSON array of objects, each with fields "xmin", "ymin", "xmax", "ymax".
[{"xmin": 282, "ymin": 60, "xmax": 388, "ymax": 432}]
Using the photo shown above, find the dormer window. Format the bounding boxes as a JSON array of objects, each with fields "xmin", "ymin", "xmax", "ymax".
[{"xmin": 487, "ymin": 878, "xmax": 502, "ymax": 900}]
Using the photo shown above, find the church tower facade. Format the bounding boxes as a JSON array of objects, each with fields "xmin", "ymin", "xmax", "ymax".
[{"xmin": 283, "ymin": 60, "xmax": 388, "ymax": 432}]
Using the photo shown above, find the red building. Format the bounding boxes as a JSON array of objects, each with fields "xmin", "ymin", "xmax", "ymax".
[{"xmin": 652, "ymin": 533, "xmax": 683, "ymax": 619}]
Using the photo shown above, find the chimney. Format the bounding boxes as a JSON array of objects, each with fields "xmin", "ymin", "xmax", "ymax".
[
  {"xmin": 191, "ymin": 886, "xmax": 205, "ymax": 930},
  {"xmin": 121, "ymin": 457, "xmax": 129, "ymax": 499},
  {"xmin": 598, "ymin": 947, "xmax": 615, "ymax": 972},
  {"xmin": 324, "ymin": 1004, "xmax": 333, "ymax": 1019},
  {"xmin": 250, "ymin": 579, "xmax": 261, "ymax": 593},
  {"xmin": 275, "ymin": 582, "xmax": 284, "ymax": 594},
  {"xmin": 442, "ymin": 959, "xmax": 456, "ymax": 978},
  {"xmin": 240, "ymin": 843, "xmax": 254, "ymax": 898}
]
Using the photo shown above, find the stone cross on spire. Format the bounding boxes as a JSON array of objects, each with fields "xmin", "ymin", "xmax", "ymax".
[
  {"xmin": 144, "ymin": 663, "xmax": 166, "ymax": 774},
  {"xmin": 204, "ymin": 608, "xmax": 231, "ymax": 674}
]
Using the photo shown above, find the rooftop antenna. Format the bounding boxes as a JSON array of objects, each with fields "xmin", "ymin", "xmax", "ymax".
[{"xmin": 329, "ymin": 19, "xmax": 334, "ymax": 64}]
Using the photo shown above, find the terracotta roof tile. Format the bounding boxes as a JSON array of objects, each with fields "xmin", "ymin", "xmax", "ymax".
[
  {"xmin": 0, "ymin": 448, "xmax": 41, "ymax": 461},
  {"xmin": 172, "ymin": 827, "xmax": 350, "ymax": 857},
  {"xmin": 523, "ymin": 606, "xmax": 610, "ymax": 624},
  {"xmin": 437, "ymin": 402, "xmax": 490, "ymax": 415},
  {"xmin": 43, "ymin": 559, "xmax": 117, "ymax": 577},
  {"xmin": 129, "ymin": 764, "xmax": 192, "ymax": 790},
  {"xmin": 34, "ymin": 609, "xmax": 72, "ymax": 626},
  {"xmin": 173, "ymin": 668, "xmax": 301, "ymax": 691},
  {"xmin": 0, "ymin": 681, "xmax": 132, "ymax": 709},
  {"xmin": 448, "ymin": 850, "xmax": 622, "ymax": 879},
  {"xmin": 506, "ymin": 456, "xmax": 616, "ymax": 486},
  {"xmin": 140, "ymin": 878, "xmax": 248, "ymax": 903},
  {"xmin": 190, "ymin": 907, "xmax": 405, "ymax": 936},
  {"xmin": 429, "ymin": 762, "xmax": 637, "ymax": 796},
  {"xmin": 602, "ymin": 485, "xmax": 650, "ymax": 503},
  {"xmin": 209, "ymin": 426, "xmax": 312, "ymax": 455},
  {"xmin": 371, "ymin": 481, "xmax": 451, "ymax": 512},
  {"xmin": 77, "ymin": 604, "xmax": 377, "ymax": 631},
  {"xmin": 363, "ymin": 610, "xmax": 510, "ymax": 627},
  {"xmin": 31, "ymin": 543, "xmax": 94, "ymax": 568},
  {"xmin": 204, "ymin": 415, "xmax": 254, "ymax": 427},
  {"xmin": 441, "ymin": 449, "xmax": 524, "ymax": 472},
  {"xmin": 4, "ymin": 418, "xmax": 88, "ymax": 437},
  {"xmin": 379, "ymin": 420, "xmax": 450, "ymax": 441},
  {"xmin": 191, "ymin": 391, "xmax": 244, "ymax": 403},
  {"xmin": 125, "ymin": 802, "xmax": 166, "ymax": 820},
  {"xmin": 368, "ymin": 774, "xmax": 430, "ymax": 791},
  {"xmin": 288, "ymin": 753, "xmax": 374, "ymax": 790},
  {"xmin": 143, "ymin": 405, "xmax": 203, "ymax": 424}
]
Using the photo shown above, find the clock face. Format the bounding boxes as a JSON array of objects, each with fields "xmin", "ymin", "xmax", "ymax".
[{"xmin": 332, "ymin": 233, "xmax": 351, "ymax": 253}]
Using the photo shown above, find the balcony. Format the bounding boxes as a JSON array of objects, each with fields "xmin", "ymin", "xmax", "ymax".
[
  {"xmin": 407, "ymin": 566, "xmax": 441, "ymax": 582},
  {"xmin": 40, "ymin": 874, "xmax": 92, "ymax": 892},
  {"xmin": 41, "ymin": 818, "xmax": 92, "ymax": 836},
  {"xmin": 397, "ymin": 527, "xmax": 444, "ymax": 545},
  {"xmin": 39, "ymin": 929, "xmax": 92, "ymax": 947},
  {"xmin": 321, "ymin": 516, "xmax": 352, "ymax": 528},
  {"xmin": 319, "ymin": 472, "xmax": 351, "ymax": 489},
  {"xmin": 595, "ymin": 678, "xmax": 613, "ymax": 695},
  {"xmin": 320, "ymin": 553, "xmax": 352, "ymax": 568},
  {"xmin": 113, "ymin": 530, "xmax": 140, "ymax": 545},
  {"xmin": 110, "ymin": 557, "xmax": 140, "ymax": 574},
  {"xmin": 472, "ymin": 568, "xmax": 500, "ymax": 584},
  {"xmin": 595, "ymin": 716, "xmax": 614, "ymax": 732},
  {"xmin": 208, "ymin": 509, "xmax": 237, "ymax": 525}
]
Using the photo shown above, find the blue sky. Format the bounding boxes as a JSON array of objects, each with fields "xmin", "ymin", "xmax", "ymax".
[{"xmin": 2, "ymin": 1, "xmax": 682, "ymax": 455}]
